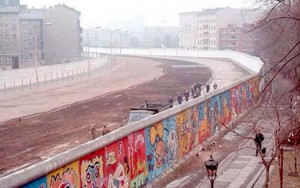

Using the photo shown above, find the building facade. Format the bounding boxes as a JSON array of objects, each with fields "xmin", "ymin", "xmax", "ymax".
[
  {"xmin": 19, "ymin": 7, "xmax": 45, "ymax": 66},
  {"xmin": 0, "ymin": 5, "xmax": 20, "ymax": 68},
  {"xmin": 179, "ymin": 8, "xmax": 259, "ymax": 51},
  {"xmin": 219, "ymin": 24, "xmax": 258, "ymax": 54},
  {"xmin": 44, "ymin": 4, "xmax": 82, "ymax": 64}
]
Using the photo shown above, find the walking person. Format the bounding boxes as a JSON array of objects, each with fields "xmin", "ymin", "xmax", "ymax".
[
  {"xmin": 206, "ymin": 84, "xmax": 210, "ymax": 93},
  {"xmin": 177, "ymin": 93, "xmax": 183, "ymax": 105},
  {"xmin": 254, "ymin": 129, "xmax": 264, "ymax": 156},
  {"xmin": 184, "ymin": 90, "xmax": 189, "ymax": 102},
  {"xmin": 90, "ymin": 122, "xmax": 96, "ymax": 140},
  {"xmin": 168, "ymin": 96, "xmax": 174, "ymax": 108}
]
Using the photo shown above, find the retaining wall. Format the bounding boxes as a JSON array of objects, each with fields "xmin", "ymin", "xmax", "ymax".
[
  {"xmin": 0, "ymin": 56, "xmax": 108, "ymax": 90},
  {"xmin": 1, "ymin": 73, "xmax": 261, "ymax": 188}
]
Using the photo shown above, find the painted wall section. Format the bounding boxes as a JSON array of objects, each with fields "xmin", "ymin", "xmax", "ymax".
[{"xmin": 21, "ymin": 76, "xmax": 260, "ymax": 188}]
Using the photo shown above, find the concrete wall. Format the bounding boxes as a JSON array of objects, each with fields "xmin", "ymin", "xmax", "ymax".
[
  {"xmin": 0, "ymin": 72, "xmax": 261, "ymax": 188},
  {"xmin": 0, "ymin": 56, "xmax": 107, "ymax": 90},
  {"xmin": 86, "ymin": 48, "xmax": 264, "ymax": 73}
]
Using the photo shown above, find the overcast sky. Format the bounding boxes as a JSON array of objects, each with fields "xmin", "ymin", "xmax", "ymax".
[{"xmin": 21, "ymin": 0, "xmax": 253, "ymax": 28}]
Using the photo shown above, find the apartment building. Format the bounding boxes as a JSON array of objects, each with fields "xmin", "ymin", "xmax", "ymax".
[
  {"xmin": 219, "ymin": 24, "xmax": 258, "ymax": 54},
  {"xmin": 0, "ymin": 5, "xmax": 20, "ymax": 68},
  {"xmin": 44, "ymin": 4, "xmax": 82, "ymax": 64},
  {"xmin": 179, "ymin": 8, "xmax": 255, "ymax": 50},
  {"xmin": 19, "ymin": 7, "xmax": 45, "ymax": 66}
]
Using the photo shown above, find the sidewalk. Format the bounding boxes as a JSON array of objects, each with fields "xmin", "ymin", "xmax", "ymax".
[{"xmin": 195, "ymin": 119, "xmax": 277, "ymax": 188}]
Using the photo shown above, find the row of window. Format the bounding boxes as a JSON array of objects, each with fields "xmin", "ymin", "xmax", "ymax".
[
  {"xmin": 0, "ymin": 33, "xmax": 17, "ymax": 41},
  {"xmin": 0, "ymin": 45, "xmax": 17, "ymax": 52},
  {"xmin": 0, "ymin": 15, "xmax": 17, "ymax": 22},
  {"xmin": 0, "ymin": 23, "xmax": 17, "ymax": 30},
  {"xmin": 221, "ymin": 28, "xmax": 243, "ymax": 34},
  {"xmin": 221, "ymin": 42, "xmax": 253, "ymax": 47}
]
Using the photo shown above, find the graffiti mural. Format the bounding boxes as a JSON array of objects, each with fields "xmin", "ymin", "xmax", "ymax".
[
  {"xmin": 145, "ymin": 116, "xmax": 178, "ymax": 182},
  {"xmin": 176, "ymin": 110, "xmax": 195, "ymax": 159},
  {"xmin": 220, "ymin": 91, "xmax": 231, "ymax": 125},
  {"xmin": 80, "ymin": 149, "xmax": 105, "ymax": 188},
  {"xmin": 21, "ymin": 76, "xmax": 261, "ymax": 188},
  {"xmin": 198, "ymin": 102, "xmax": 210, "ymax": 143},
  {"xmin": 128, "ymin": 130, "xmax": 147, "ymax": 188},
  {"xmin": 47, "ymin": 161, "xmax": 80, "ymax": 188},
  {"xmin": 105, "ymin": 140, "xmax": 130, "ymax": 188},
  {"xmin": 209, "ymin": 96, "xmax": 221, "ymax": 134},
  {"xmin": 22, "ymin": 176, "xmax": 46, "ymax": 188}
]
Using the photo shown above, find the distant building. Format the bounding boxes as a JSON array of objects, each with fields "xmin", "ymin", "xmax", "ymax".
[
  {"xmin": 143, "ymin": 26, "xmax": 179, "ymax": 47},
  {"xmin": 44, "ymin": 4, "xmax": 82, "ymax": 64},
  {"xmin": 19, "ymin": 6, "xmax": 45, "ymax": 66},
  {"xmin": 219, "ymin": 24, "xmax": 259, "ymax": 55},
  {"xmin": 179, "ymin": 7, "xmax": 260, "ymax": 50},
  {"xmin": 0, "ymin": 5, "xmax": 20, "ymax": 68},
  {"xmin": 0, "ymin": 0, "xmax": 19, "ymax": 7}
]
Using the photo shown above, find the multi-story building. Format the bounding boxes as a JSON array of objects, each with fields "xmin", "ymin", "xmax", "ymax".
[
  {"xmin": 0, "ymin": 0, "xmax": 19, "ymax": 7},
  {"xmin": 179, "ymin": 8, "xmax": 256, "ymax": 50},
  {"xmin": 219, "ymin": 24, "xmax": 258, "ymax": 55},
  {"xmin": 44, "ymin": 4, "xmax": 82, "ymax": 64},
  {"xmin": 19, "ymin": 7, "xmax": 45, "ymax": 66},
  {"xmin": 0, "ymin": 5, "xmax": 20, "ymax": 68}
]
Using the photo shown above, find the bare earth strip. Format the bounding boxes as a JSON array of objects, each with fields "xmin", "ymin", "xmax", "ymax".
[{"xmin": 0, "ymin": 57, "xmax": 163, "ymax": 123}]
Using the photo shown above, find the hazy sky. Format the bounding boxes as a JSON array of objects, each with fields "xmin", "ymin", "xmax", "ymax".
[{"xmin": 21, "ymin": 0, "xmax": 251, "ymax": 28}]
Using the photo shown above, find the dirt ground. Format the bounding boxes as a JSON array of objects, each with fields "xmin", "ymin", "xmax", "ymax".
[{"xmin": 0, "ymin": 57, "xmax": 211, "ymax": 176}]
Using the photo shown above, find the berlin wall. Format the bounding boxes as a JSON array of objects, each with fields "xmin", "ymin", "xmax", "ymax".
[{"xmin": 0, "ymin": 50, "xmax": 264, "ymax": 188}]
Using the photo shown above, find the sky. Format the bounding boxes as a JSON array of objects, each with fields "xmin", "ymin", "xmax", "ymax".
[{"xmin": 21, "ymin": 0, "xmax": 253, "ymax": 28}]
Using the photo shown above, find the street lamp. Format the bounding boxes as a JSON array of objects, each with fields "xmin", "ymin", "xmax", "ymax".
[
  {"xmin": 205, "ymin": 155, "xmax": 218, "ymax": 188},
  {"xmin": 86, "ymin": 26, "xmax": 102, "ymax": 76}
]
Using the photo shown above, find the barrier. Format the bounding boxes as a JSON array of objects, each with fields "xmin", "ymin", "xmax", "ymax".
[{"xmin": 0, "ymin": 73, "xmax": 261, "ymax": 187}]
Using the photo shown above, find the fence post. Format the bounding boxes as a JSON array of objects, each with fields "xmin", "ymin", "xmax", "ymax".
[
  {"xmin": 21, "ymin": 79, "xmax": 24, "ymax": 91},
  {"xmin": 29, "ymin": 78, "xmax": 32, "ymax": 89},
  {"xmin": 44, "ymin": 74, "xmax": 46, "ymax": 86},
  {"xmin": 4, "ymin": 81, "xmax": 6, "ymax": 95}
]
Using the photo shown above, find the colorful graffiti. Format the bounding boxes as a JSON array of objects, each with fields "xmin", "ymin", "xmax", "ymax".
[
  {"xmin": 176, "ymin": 110, "xmax": 196, "ymax": 159},
  {"xmin": 128, "ymin": 130, "xmax": 147, "ymax": 188},
  {"xmin": 145, "ymin": 116, "xmax": 178, "ymax": 182},
  {"xmin": 47, "ymin": 161, "xmax": 80, "ymax": 188},
  {"xmin": 22, "ymin": 177, "xmax": 46, "ymax": 188},
  {"xmin": 22, "ymin": 77, "xmax": 260, "ymax": 188},
  {"xmin": 198, "ymin": 102, "xmax": 210, "ymax": 143},
  {"xmin": 80, "ymin": 149, "xmax": 105, "ymax": 188}
]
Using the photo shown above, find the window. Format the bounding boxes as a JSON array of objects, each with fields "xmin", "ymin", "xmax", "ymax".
[
  {"xmin": 5, "ymin": 34, "xmax": 9, "ymax": 41},
  {"xmin": 5, "ymin": 24, "xmax": 8, "ymax": 30},
  {"xmin": 0, "ymin": 45, "xmax": 3, "ymax": 52},
  {"xmin": 13, "ymin": 34, "xmax": 16, "ymax": 40},
  {"xmin": 12, "ymin": 24, "xmax": 16, "ymax": 30},
  {"xmin": 23, "ymin": 24, "xmax": 26, "ymax": 29},
  {"xmin": 5, "ymin": 45, "xmax": 9, "ymax": 52},
  {"xmin": 0, "ymin": 24, "xmax": 2, "ymax": 30},
  {"xmin": 13, "ymin": 45, "xmax": 17, "ymax": 52},
  {"xmin": 0, "ymin": 34, "xmax": 2, "ymax": 40}
]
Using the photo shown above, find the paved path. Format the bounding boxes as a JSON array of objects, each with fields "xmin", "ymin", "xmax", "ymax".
[{"xmin": 194, "ymin": 119, "xmax": 277, "ymax": 188}]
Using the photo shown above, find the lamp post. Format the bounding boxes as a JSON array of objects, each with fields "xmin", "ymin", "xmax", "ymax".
[
  {"xmin": 86, "ymin": 26, "xmax": 102, "ymax": 76},
  {"xmin": 205, "ymin": 155, "xmax": 218, "ymax": 188}
]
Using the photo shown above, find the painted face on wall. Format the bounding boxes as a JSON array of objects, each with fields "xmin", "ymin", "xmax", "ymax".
[
  {"xmin": 50, "ymin": 169, "xmax": 77, "ymax": 188},
  {"xmin": 81, "ymin": 156, "xmax": 104, "ymax": 188}
]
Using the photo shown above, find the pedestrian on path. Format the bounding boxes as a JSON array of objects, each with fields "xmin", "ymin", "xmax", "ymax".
[
  {"xmin": 168, "ymin": 96, "xmax": 174, "ymax": 108},
  {"xmin": 254, "ymin": 129, "xmax": 264, "ymax": 156},
  {"xmin": 184, "ymin": 90, "xmax": 189, "ymax": 102},
  {"xmin": 213, "ymin": 82, "xmax": 218, "ymax": 90},
  {"xmin": 177, "ymin": 93, "xmax": 183, "ymax": 105},
  {"xmin": 206, "ymin": 84, "xmax": 210, "ymax": 93},
  {"xmin": 90, "ymin": 122, "xmax": 96, "ymax": 140}
]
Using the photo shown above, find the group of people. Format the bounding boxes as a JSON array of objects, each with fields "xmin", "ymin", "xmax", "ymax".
[{"xmin": 168, "ymin": 82, "xmax": 218, "ymax": 108}]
